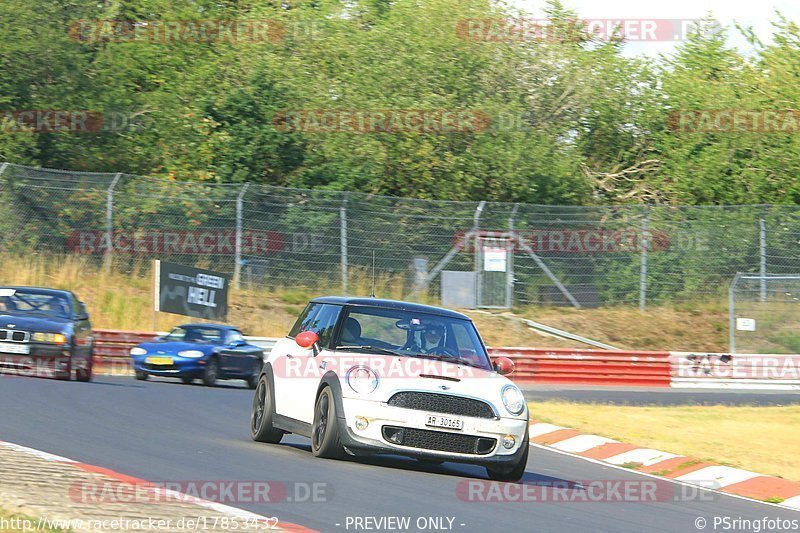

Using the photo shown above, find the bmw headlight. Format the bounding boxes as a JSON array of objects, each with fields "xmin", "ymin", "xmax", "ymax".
[
  {"xmin": 501, "ymin": 384, "xmax": 525, "ymax": 416},
  {"xmin": 178, "ymin": 350, "xmax": 204, "ymax": 358},
  {"xmin": 130, "ymin": 347, "xmax": 147, "ymax": 356},
  {"xmin": 345, "ymin": 365, "xmax": 379, "ymax": 394},
  {"xmin": 33, "ymin": 332, "xmax": 67, "ymax": 344}
]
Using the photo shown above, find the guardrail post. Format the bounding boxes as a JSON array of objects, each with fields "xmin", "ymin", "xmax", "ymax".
[
  {"xmin": 760, "ymin": 210, "xmax": 767, "ymax": 302},
  {"xmin": 233, "ymin": 182, "xmax": 250, "ymax": 290},
  {"xmin": 104, "ymin": 173, "xmax": 122, "ymax": 272},
  {"xmin": 340, "ymin": 193, "xmax": 349, "ymax": 294},
  {"xmin": 639, "ymin": 206, "xmax": 650, "ymax": 311}
]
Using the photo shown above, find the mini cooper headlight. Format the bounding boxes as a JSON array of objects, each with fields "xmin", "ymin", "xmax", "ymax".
[
  {"xmin": 501, "ymin": 384, "xmax": 525, "ymax": 416},
  {"xmin": 33, "ymin": 332, "xmax": 67, "ymax": 344},
  {"xmin": 346, "ymin": 365, "xmax": 379, "ymax": 394},
  {"xmin": 178, "ymin": 350, "xmax": 205, "ymax": 358},
  {"xmin": 130, "ymin": 347, "xmax": 147, "ymax": 356}
]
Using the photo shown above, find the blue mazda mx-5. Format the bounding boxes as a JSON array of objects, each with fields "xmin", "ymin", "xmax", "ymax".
[{"xmin": 129, "ymin": 324, "xmax": 264, "ymax": 388}]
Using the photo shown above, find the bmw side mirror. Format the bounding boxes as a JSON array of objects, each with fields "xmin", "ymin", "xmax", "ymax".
[{"xmin": 231, "ymin": 339, "xmax": 247, "ymax": 348}]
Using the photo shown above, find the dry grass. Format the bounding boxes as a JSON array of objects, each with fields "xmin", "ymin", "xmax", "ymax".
[
  {"xmin": 0, "ymin": 253, "xmax": 732, "ymax": 350},
  {"xmin": 531, "ymin": 401, "xmax": 800, "ymax": 481}
]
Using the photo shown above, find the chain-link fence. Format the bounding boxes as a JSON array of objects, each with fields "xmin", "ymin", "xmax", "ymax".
[
  {"xmin": 729, "ymin": 274, "xmax": 800, "ymax": 354},
  {"xmin": 2, "ymin": 162, "xmax": 800, "ymax": 310}
]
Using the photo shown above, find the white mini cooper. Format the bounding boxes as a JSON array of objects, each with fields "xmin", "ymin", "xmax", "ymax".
[{"xmin": 250, "ymin": 297, "xmax": 529, "ymax": 481}]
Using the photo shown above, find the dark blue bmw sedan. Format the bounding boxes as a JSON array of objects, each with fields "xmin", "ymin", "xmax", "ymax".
[{"xmin": 129, "ymin": 324, "xmax": 264, "ymax": 388}]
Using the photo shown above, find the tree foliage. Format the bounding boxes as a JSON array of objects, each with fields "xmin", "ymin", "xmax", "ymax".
[{"xmin": 1, "ymin": 0, "xmax": 799, "ymax": 205}]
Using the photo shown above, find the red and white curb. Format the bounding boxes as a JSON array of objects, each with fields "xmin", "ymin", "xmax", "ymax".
[
  {"xmin": 0, "ymin": 441, "xmax": 315, "ymax": 532},
  {"xmin": 528, "ymin": 422, "xmax": 800, "ymax": 511}
]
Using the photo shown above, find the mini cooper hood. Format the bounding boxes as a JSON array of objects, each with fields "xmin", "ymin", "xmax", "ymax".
[
  {"xmin": 0, "ymin": 314, "xmax": 71, "ymax": 334},
  {"xmin": 327, "ymin": 353, "xmax": 508, "ymax": 388}
]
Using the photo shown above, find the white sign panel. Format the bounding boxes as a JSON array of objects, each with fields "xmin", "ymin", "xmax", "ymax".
[
  {"xmin": 736, "ymin": 318, "xmax": 756, "ymax": 331},
  {"xmin": 483, "ymin": 247, "xmax": 507, "ymax": 272}
]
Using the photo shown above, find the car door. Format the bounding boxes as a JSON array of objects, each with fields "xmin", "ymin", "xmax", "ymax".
[{"xmin": 272, "ymin": 303, "xmax": 342, "ymax": 423}]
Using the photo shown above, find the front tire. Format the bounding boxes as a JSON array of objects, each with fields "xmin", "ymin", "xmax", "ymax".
[
  {"xmin": 181, "ymin": 376, "xmax": 195, "ymax": 385},
  {"xmin": 246, "ymin": 360, "xmax": 262, "ymax": 389},
  {"xmin": 250, "ymin": 376, "xmax": 284, "ymax": 443},
  {"xmin": 75, "ymin": 356, "xmax": 93, "ymax": 382},
  {"xmin": 311, "ymin": 387, "xmax": 345, "ymax": 459},
  {"xmin": 486, "ymin": 442, "xmax": 529, "ymax": 482},
  {"xmin": 134, "ymin": 369, "xmax": 149, "ymax": 381},
  {"xmin": 55, "ymin": 358, "xmax": 72, "ymax": 381},
  {"xmin": 202, "ymin": 358, "xmax": 219, "ymax": 387}
]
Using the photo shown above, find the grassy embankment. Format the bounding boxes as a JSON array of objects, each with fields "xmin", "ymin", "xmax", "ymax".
[{"xmin": 0, "ymin": 253, "xmax": 734, "ymax": 351}]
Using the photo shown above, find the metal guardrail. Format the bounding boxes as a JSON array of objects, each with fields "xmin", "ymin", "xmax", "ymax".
[{"xmin": 92, "ymin": 330, "xmax": 800, "ymax": 389}]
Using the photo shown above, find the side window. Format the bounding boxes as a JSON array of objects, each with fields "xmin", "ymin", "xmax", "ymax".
[
  {"xmin": 289, "ymin": 303, "xmax": 320, "ymax": 337},
  {"xmin": 227, "ymin": 330, "xmax": 245, "ymax": 344},
  {"xmin": 309, "ymin": 305, "xmax": 342, "ymax": 348}
]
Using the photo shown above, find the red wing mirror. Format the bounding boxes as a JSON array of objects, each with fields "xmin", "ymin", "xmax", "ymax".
[
  {"xmin": 493, "ymin": 356, "xmax": 515, "ymax": 376},
  {"xmin": 296, "ymin": 331, "xmax": 319, "ymax": 349}
]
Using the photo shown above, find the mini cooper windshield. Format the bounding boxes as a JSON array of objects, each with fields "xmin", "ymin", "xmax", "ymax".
[{"xmin": 335, "ymin": 306, "xmax": 492, "ymax": 370}]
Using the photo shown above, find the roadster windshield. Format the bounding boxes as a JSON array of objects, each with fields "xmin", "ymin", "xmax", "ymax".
[{"xmin": 336, "ymin": 306, "xmax": 492, "ymax": 370}]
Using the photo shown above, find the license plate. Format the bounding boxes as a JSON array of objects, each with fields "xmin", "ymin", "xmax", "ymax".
[
  {"xmin": 0, "ymin": 342, "xmax": 30, "ymax": 355},
  {"xmin": 425, "ymin": 414, "xmax": 464, "ymax": 430},
  {"xmin": 145, "ymin": 356, "xmax": 173, "ymax": 365}
]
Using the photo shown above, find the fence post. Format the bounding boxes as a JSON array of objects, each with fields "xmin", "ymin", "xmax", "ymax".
[
  {"xmin": 473, "ymin": 201, "xmax": 486, "ymax": 307},
  {"xmin": 340, "ymin": 193, "xmax": 349, "ymax": 294},
  {"xmin": 104, "ymin": 173, "xmax": 122, "ymax": 272},
  {"xmin": 0, "ymin": 162, "xmax": 8, "ymax": 179},
  {"xmin": 506, "ymin": 203, "xmax": 519, "ymax": 310},
  {"xmin": 760, "ymin": 210, "xmax": 767, "ymax": 302},
  {"xmin": 729, "ymin": 273, "xmax": 739, "ymax": 353},
  {"xmin": 233, "ymin": 183, "xmax": 250, "ymax": 290},
  {"xmin": 639, "ymin": 206, "xmax": 650, "ymax": 311}
]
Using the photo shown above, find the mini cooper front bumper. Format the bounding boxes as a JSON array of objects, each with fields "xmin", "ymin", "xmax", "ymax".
[{"xmin": 335, "ymin": 396, "xmax": 529, "ymax": 467}]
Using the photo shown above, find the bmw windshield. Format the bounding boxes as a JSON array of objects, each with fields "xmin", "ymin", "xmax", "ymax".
[
  {"xmin": 335, "ymin": 306, "xmax": 492, "ymax": 370},
  {"xmin": 0, "ymin": 288, "xmax": 72, "ymax": 319}
]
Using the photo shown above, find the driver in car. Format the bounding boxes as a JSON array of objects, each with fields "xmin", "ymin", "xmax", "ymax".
[{"xmin": 423, "ymin": 323, "xmax": 445, "ymax": 353}]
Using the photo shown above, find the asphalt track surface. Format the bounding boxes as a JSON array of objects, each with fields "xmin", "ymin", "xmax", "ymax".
[
  {"xmin": 522, "ymin": 384, "xmax": 800, "ymax": 406},
  {"xmin": 1, "ymin": 375, "xmax": 798, "ymax": 532}
]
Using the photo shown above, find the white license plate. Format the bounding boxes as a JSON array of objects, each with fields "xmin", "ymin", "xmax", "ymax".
[
  {"xmin": 425, "ymin": 414, "xmax": 464, "ymax": 430},
  {"xmin": 0, "ymin": 342, "xmax": 30, "ymax": 355}
]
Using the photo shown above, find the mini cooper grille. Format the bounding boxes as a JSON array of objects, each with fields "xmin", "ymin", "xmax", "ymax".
[
  {"xmin": 0, "ymin": 329, "xmax": 29, "ymax": 342},
  {"xmin": 387, "ymin": 392, "xmax": 495, "ymax": 419},
  {"xmin": 382, "ymin": 426, "xmax": 496, "ymax": 455}
]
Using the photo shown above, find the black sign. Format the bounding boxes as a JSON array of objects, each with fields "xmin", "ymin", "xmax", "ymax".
[{"xmin": 154, "ymin": 261, "xmax": 229, "ymax": 321}]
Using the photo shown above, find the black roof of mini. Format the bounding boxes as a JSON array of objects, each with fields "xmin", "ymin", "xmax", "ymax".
[
  {"xmin": 179, "ymin": 323, "xmax": 239, "ymax": 330},
  {"xmin": 309, "ymin": 296, "xmax": 470, "ymax": 320}
]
